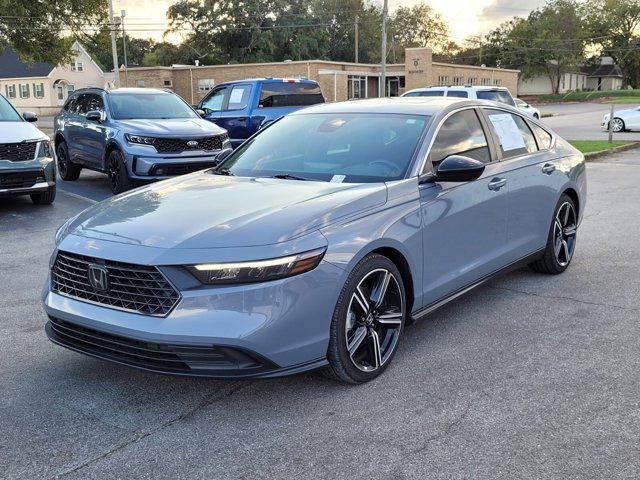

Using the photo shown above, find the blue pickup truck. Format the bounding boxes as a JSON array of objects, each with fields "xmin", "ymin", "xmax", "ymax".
[{"xmin": 196, "ymin": 78, "xmax": 325, "ymax": 148}]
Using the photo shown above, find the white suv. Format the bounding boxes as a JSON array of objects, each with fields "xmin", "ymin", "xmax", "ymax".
[{"xmin": 402, "ymin": 85, "xmax": 516, "ymax": 107}]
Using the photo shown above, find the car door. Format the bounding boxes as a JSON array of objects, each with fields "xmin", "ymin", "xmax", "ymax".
[
  {"xmin": 480, "ymin": 108, "xmax": 561, "ymax": 262},
  {"xmin": 199, "ymin": 85, "xmax": 229, "ymax": 127},
  {"xmin": 65, "ymin": 93, "xmax": 87, "ymax": 163},
  {"xmin": 213, "ymin": 83, "xmax": 253, "ymax": 147},
  {"xmin": 80, "ymin": 93, "xmax": 108, "ymax": 170},
  {"xmin": 623, "ymin": 107, "xmax": 640, "ymax": 130},
  {"xmin": 418, "ymin": 107, "xmax": 509, "ymax": 307}
]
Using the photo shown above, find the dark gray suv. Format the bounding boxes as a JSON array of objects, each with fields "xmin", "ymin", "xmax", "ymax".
[{"xmin": 54, "ymin": 88, "xmax": 232, "ymax": 194}]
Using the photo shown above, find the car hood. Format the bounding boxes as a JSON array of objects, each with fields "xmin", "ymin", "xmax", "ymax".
[
  {"xmin": 0, "ymin": 121, "xmax": 48, "ymax": 143},
  {"xmin": 114, "ymin": 118, "xmax": 226, "ymax": 136},
  {"xmin": 65, "ymin": 173, "xmax": 387, "ymax": 249}
]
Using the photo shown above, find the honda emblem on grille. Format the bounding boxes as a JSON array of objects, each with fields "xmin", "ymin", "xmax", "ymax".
[
  {"xmin": 88, "ymin": 264, "xmax": 109, "ymax": 292},
  {"xmin": 186, "ymin": 140, "xmax": 199, "ymax": 148}
]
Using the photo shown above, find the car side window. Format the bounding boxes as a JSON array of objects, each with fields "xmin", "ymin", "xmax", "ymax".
[
  {"xmin": 259, "ymin": 82, "xmax": 323, "ymax": 107},
  {"xmin": 485, "ymin": 110, "xmax": 537, "ymax": 159},
  {"xmin": 227, "ymin": 85, "xmax": 252, "ymax": 111},
  {"xmin": 201, "ymin": 86, "xmax": 228, "ymax": 112},
  {"xmin": 427, "ymin": 109, "xmax": 491, "ymax": 171},
  {"xmin": 85, "ymin": 93, "xmax": 104, "ymax": 113},
  {"xmin": 446, "ymin": 91, "xmax": 468, "ymax": 98},
  {"xmin": 63, "ymin": 95, "xmax": 77, "ymax": 113},
  {"xmin": 530, "ymin": 123, "xmax": 553, "ymax": 150},
  {"xmin": 72, "ymin": 94, "xmax": 90, "ymax": 115}
]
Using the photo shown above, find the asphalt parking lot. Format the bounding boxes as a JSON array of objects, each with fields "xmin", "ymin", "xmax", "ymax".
[
  {"xmin": 539, "ymin": 102, "xmax": 640, "ymax": 141},
  {"xmin": 2, "ymin": 148, "xmax": 640, "ymax": 479}
]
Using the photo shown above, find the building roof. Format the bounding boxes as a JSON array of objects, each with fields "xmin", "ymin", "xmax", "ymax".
[
  {"xmin": 580, "ymin": 64, "xmax": 623, "ymax": 78},
  {"xmin": 0, "ymin": 48, "xmax": 54, "ymax": 79}
]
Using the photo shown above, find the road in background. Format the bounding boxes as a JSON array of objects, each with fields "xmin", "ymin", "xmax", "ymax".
[
  {"xmin": 2, "ymin": 150, "xmax": 640, "ymax": 479},
  {"xmin": 537, "ymin": 102, "xmax": 640, "ymax": 141}
]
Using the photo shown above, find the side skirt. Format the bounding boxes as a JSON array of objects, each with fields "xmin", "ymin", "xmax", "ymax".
[{"xmin": 411, "ymin": 249, "xmax": 545, "ymax": 322}]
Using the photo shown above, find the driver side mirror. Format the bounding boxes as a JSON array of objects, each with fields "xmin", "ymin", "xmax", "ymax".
[
  {"xmin": 196, "ymin": 109, "xmax": 206, "ymax": 117},
  {"xmin": 422, "ymin": 155, "xmax": 486, "ymax": 183},
  {"xmin": 86, "ymin": 110, "xmax": 103, "ymax": 122},
  {"xmin": 23, "ymin": 111, "xmax": 38, "ymax": 122}
]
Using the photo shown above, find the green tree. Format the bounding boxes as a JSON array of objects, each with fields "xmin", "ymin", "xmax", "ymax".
[
  {"xmin": 584, "ymin": 0, "xmax": 640, "ymax": 87},
  {"xmin": 0, "ymin": 0, "xmax": 107, "ymax": 64},
  {"xmin": 85, "ymin": 27, "xmax": 157, "ymax": 70}
]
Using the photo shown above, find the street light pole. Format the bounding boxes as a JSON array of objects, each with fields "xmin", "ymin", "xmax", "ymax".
[
  {"xmin": 107, "ymin": 0, "xmax": 120, "ymax": 87},
  {"xmin": 121, "ymin": 9, "xmax": 129, "ymax": 87},
  {"xmin": 380, "ymin": 0, "xmax": 388, "ymax": 98}
]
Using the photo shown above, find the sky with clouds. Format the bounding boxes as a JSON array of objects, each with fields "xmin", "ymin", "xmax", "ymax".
[{"xmin": 115, "ymin": 0, "xmax": 548, "ymax": 44}]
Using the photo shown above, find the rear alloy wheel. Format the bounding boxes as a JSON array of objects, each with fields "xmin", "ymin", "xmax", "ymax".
[
  {"xmin": 529, "ymin": 194, "xmax": 577, "ymax": 274},
  {"xmin": 611, "ymin": 117, "xmax": 625, "ymax": 132},
  {"xmin": 56, "ymin": 142, "xmax": 81, "ymax": 181},
  {"xmin": 107, "ymin": 150, "xmax": 134, "ymax": 194},
  {"xmin": 325, "ymin": 254, "xmax": 406, "ymax": 384}
]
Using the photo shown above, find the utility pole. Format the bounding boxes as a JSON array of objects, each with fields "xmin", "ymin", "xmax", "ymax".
[
  {"xmin": 107, "ymin": 0, "xmax": 120, "ymax": 87},
  {"xmin": 121, "ymin": 9, "xmax": 129, "ymax": 87},
  {"xmin": 354, "ymin": 15, "xmax": 359, "ymax": 64},
  {"xmin": 380, "ymin": 0, "xmax": 388, "ymax": 98}
]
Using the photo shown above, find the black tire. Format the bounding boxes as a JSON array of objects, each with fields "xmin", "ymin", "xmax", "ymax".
[
  {"xmin": 56, "ymin": 142, "xmax": 81, "ymax": 181},
  {"xmin": 324, "ymin": 253, "xmax": 406, "ymax": 384},
  {"xmin": 529, "ymin": 193, "xmax": 577, "ymax": 275},
  {"xmin": 30, "ymin": 184, "xmax": 56, "ymax": 205},
  {"xmin": 106, "ymin": 149, "xmax": 134, "ymax": 195}
]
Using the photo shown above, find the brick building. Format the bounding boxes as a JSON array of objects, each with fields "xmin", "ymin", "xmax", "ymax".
[{"xmin": 118, "ymin": 48, "xmax": 519, "ymax": 104}]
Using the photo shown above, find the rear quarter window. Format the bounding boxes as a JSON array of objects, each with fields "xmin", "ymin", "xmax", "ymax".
[
  {"xmin": 259, "ymin": 82, "xmax": 324, "ymax": 108},
  {"xmin": 477, "ymin": 90, "xmax": 515, "ymax": 106}
]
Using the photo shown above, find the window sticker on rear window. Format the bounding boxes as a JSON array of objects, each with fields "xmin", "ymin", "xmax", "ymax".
[{"xmin": 488, "ymin": 114, "xmax": 526, "ymax": 151}]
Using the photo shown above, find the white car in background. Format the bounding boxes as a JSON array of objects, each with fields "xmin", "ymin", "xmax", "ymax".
[
  {"xmin": 402, "ymin": 85, "xmax": 517, "ymax": 107},
  {"xmin": 514, "ymin": 98, "xmax": 541, "ymax": 119},
  {"xmin": 601, "ymin": 107, "xmax": 640, "ymax": 132}
]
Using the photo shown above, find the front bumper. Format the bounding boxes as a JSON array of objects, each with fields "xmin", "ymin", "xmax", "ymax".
[
  {"xmin": 0, "ymin": 156, "xmax": 56, "ymax": 196},
  {"xmin": 123, "ymin": 147, "xmax": 233, "ymax": 181},
  {"xmin": 42, "ymin": 237, "xmax": 347, "ymax": 378}
]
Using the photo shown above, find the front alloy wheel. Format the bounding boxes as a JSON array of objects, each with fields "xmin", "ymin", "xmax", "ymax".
[
  {"xmin": 611, "ymin": 118, "xmax": 625, "ymax": 132},
  {"xmin": 107, "ymin": 150, "xmax": 133, "ymax": 194},
  {"xmin": 326, "ymin": 254, "xmax": 406, "ymax": 383}
]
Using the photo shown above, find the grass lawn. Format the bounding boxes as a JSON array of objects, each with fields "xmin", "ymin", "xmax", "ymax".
[
  {"xmin": 569, "ymin": 140, "xmax": 632, "ymax": 154},
  {"xmin": 610, "ymin": 97, "xmax": 640, "ymax": 104}
]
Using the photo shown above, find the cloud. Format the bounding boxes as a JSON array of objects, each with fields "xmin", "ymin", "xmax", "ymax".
[{"xmin": 478, "ymin": 0, "xmax": 547, "ymax": 28}]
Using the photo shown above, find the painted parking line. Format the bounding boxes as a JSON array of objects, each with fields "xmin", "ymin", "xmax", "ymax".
[{"xmin": 57, "ymin": 188, "xmax": 99, "ymax": 205}]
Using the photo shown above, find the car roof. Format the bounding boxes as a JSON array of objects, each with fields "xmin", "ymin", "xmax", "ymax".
[
  {"xmin": 291, "ymin": 97, "xmax": 502, "ymax": 116},
  {"xmin": 408, "ymin": 85, "xmax": 509, "ymax": 91},
  {"xmin": 107, "ymin": 88, "xmax": 172, "ymax": 95},
  {"xmin": 216, "ymin": 78, "xmax": 320, "ymax": 86}
]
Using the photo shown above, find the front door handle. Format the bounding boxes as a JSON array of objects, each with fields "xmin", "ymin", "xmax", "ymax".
[
  {"xmin": 488, "ymin": 178, "xmax": 507, "ymax": 191},
  {"xmin": 542, "ymin": 163, "xmax": 556, "ymax": 175}
]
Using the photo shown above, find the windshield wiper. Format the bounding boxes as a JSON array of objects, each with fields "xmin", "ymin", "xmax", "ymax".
[
  {"xmin": 214, "ymin": 168, "xmax": 234, "ymax": 176},
  {"xmin": 270, "ymin": 174, "xmax": 315, "ymax": 181}
]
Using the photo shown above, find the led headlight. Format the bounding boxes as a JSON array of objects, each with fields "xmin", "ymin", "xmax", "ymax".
[
  {"xmin": 125, "ymin": 133, "xmax": 155, "ymax": 145},
  {"xmin": 187, "ymin": 248, "xmax": 326, "ymax": 285},
  {"xmin": 37, "ymin": 140, "xmax": 52, "ymax": 158}
]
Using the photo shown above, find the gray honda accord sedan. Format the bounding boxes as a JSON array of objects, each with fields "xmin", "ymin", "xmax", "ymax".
[{"xmin": 43, "ymin": 97, "xmax": 586, "ymax": 384}]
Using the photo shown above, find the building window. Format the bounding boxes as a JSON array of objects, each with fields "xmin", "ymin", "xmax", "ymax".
[
  {"xmin": 198, "ymin": 79, "xmax": 215, "ymax": 92},
  {"xmin": 136, "ymin": 80, "xmax": 145, "ymax": 87},
  {"xmin": 468, "ymin": 77, "xmax": 478, "ymax": 85},
  {"xmin": 348, "ymin": 75, "xmax": 367, "ymax": 99},
  {"xmin": 57, "ymin": 86, "xmax": 64, "ymax": 101},
  {"xmin": 481, "ymin": 78, "xmax": 490, "ymax": 86},
  {"xmin": 5, "ymin": 84, "xmax": 16, "ymax": 99},
  {"xmin": 19, "ymin": 84, "xmax": 30, "ymax": 98},
  {"xmin": 71, "ymin": 61, "xmax": 84, "ymax": 72},
  {"xmin": 33, "ymin": 83, "xmax": 45, "ymax": 98},
  {"xmin": 453, "ymin": 76, "xmax": 464, "ymax": 86},
  {"xmin": 493, "ymin": 79, "xmax": 502, "ymax": 86},
  {"xmin": 437, "ymin": 75, "xmax": 449, "ymax": 86},
  {"xmin": 163, "ymin": 79, "xmax": 173, "ymax": 87}
]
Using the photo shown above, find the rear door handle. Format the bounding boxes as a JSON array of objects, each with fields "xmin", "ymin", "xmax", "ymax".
[
  {"xmin": 542, "ymin": 163, "xmax": 556, "ymax": 175},
  {"xmin": 488, "ymin": 178, "xmax": 507, "ymax": 191}
]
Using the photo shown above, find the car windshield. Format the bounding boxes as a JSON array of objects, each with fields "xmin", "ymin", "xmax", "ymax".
[
  {"xmin": 0, "ymin": 96, "xmax": 22, "ymax": 122},
  {"xmin": 218, "ymin": 113, "xmax": 430, "ymax": 183},
  {"xmin": 108, "ymin": 93, "xmax": 197, "ymax": 120},
  {"xmin": 476, "ymin": 90, "xmax": 515, "ymax": 106}
]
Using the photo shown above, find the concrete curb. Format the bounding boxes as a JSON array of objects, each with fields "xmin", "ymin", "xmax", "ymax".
[{"xmin": 584, "ymin": 141, "xmax": 640, "ymax": 161}]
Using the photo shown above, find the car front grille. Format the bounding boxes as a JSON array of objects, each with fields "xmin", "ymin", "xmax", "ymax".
[
  {"xmin": 46, "ymin": 317, "xmax": 270, "ymax": 376},
  {"xmin": 51, "ymin": 251, "xmax": 181, "ymax": 317},
  {"xmin": 153, "ymin": 135, "xmax": 225, "ymax": 153},
  {"xmin": 150, "ymin": 161, "xmax": 218, "ymax": 176},
  {"xmin": 0, "ymin": 142, "xmax": 37, "ymax": 161},
  {"xmin": 0, "ymin": 170, "xmax": 43, "ymax": 189}
]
